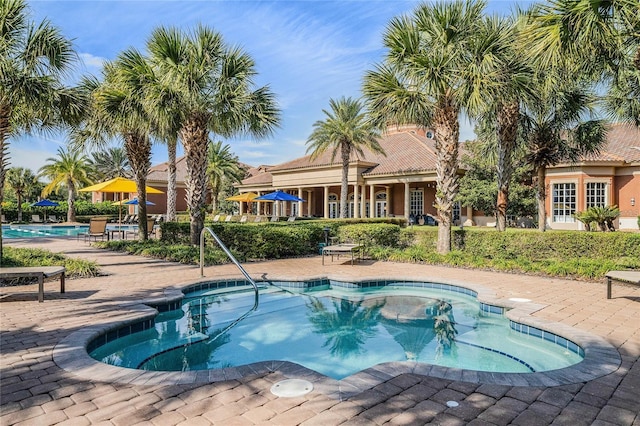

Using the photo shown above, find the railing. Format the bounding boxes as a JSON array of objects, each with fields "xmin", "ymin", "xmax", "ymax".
[{"xmin": 200, "ymin": 227, "xmax": 258, "ymax": 311}]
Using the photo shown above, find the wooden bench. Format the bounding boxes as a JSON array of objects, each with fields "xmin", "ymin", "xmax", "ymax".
[
  {"xmin": 0, "ymin": 266, "xmax": 66, "ymax": 302},
  {"xmin": 606, "ymin": 270, "xmax": 640, "ymax": 299}
]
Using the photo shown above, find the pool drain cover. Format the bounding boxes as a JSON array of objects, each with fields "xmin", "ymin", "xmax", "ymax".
[{"xmin": 270, "ymin": 379, "xmax": 313, "ymax": 397}]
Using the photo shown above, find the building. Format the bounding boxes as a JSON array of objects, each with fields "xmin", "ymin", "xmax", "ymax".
[
  {"xmin": 545, "ymin": 123, "xmax": 640, "ymax": 230},
  {"xmin": 236, "ymin": 126, "xmax": 488, "ymax": 225}
]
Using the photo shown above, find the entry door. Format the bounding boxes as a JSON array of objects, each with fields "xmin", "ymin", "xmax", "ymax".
[
  {"xmin": 329, "ymin": 202, "xmax": 338, "ymax": 218},
  {"xmin": 376, "ymin": 201, "xmax": 387, "ymax": 217}
]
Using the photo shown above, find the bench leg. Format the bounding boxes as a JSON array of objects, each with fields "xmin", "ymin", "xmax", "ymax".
[
  {"xmin": 38, "ymin": 274, "xmax": 44, "ymax": 303},
  {"xmin": 60, "ymin": 272, "xmax": 65, "ymax": 294},
  {"xmin": 607, "ymin": 277, "xmax": 612, "ymax": 299}
]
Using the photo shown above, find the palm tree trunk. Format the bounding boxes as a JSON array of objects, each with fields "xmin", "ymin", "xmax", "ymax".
[
  {"xmin": 180, "ymin": 114, "xmax": 210, "ymax": 246},
  {"xmin": 0, "ymin": 106, "xmax": 9, "ymax": 262},
  {"xmin": 433, "ymin": 97, "xmax": 460, "ymax": 254},
  {"xmin": 124, "ymin": 132, "xmax": 152, "ymax": 240},
  {"xmin": 166, "ymin": 136, "xmax": 177, "ymax": 222},
  {"xmin": 495, "ymin": 101, "xmax": 520, "ymax": 231},
  {"xmin": 17, "ymin": 194, "xmax": 23, "ymax": 222},
  {"xmin": 66, "ymin": 180, "xmax": 76, "ymax": 222},
  {"xmin": 535, "ymin": 165, "xmax": 547, "ymax": 232},
  {"xmin": 340, "ymin": 142, "xmax": 350, "ymax": 219}
]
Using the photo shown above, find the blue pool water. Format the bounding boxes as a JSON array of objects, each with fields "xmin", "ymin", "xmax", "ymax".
[
  {"xmin": 90, "ymin": 282, "xmax": 584, "ymax": 380},
  {"xmin": 1, "ymin": 224, "xmax": 136, "ymax": 238}
]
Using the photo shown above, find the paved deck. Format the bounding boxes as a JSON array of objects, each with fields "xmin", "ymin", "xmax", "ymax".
[{"xmin": 1, "ymin": 237, "xmax": 639, "ymax": 425}]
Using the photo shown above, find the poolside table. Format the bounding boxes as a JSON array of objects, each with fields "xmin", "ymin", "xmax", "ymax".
[{"xmin": 322, "ymin": 243, "xmax": 363, "ymax": 266}]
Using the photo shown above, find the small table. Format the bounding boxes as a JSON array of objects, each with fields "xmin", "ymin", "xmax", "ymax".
[
  {"xmin": 322, "ymin": 244, "xmax": 363, "ymax": 266},
  {"xmin": 109, "ymin": 229, "xmax": 126, "ymax": 240},
  {"xmin": 606, "ymin": 270, "xmax": 640, "ymax": 299}
]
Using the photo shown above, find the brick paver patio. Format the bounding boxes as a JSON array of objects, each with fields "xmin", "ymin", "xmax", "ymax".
[{"xmin": 1, "ymin": 237, "xmax": 639, "ymax": 425}]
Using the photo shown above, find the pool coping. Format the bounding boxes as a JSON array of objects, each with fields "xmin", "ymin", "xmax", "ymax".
[{"xmin": 53, "ymin": 273, "xmax": 621, "ymax": 399}]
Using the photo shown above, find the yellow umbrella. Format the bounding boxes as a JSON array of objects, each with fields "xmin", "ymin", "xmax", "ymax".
[
  {"xmin": 81, "ymin": 177, "xmax": 163, "ymax": 232},
  {"xmin": 226, "ymin": 192, "xmax": 258, "ymax": 202},
  {"xmin": 80, "ymin": 177, "xmax": 163, "ymax": 194}
]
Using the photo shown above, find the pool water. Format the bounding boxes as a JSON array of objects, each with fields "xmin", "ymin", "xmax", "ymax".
[
  {"xmin": 1, "ymin": 224, "xmax": 136, "ymax": 238},
  {"xmin": 90, "ymin": 285, "xmax": 584, "ymax": 380}
]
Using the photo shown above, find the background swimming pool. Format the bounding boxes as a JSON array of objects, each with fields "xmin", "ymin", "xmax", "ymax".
[
  {"xmin": 90, "ymin": 286, "xmax": 583, "ymax": 379},
  {"xmin": 1, "ymin": 224, "xmax": 136, "ymax": 238}
]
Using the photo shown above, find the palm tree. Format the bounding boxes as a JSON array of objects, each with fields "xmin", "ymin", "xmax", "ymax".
[
  {"xmin": 0, "ymin": 0, "xmax": 77, "ymax": 258},
  {"xmin": 88, "ymin": 147, "xmax": 132, "ymax": 181},
  {"xmin": 38, "ymin": 147, "xmax": 93, "ymax": 222},
  {"xmin": 521, "ymin": 75, "xmax": 607, "ymax": 231},
  {"xmin": 363, "ymin": 0, "xmax": 506, "ymax": 253},
  {"xmin": 206, "ymin": 141, "xmax": 244, "ymax": 213},
  {"xmin": 5, "ymin": 167, "xmax": 37, "ymax": 222},
  {"xmin": 306, "ymin": 97, "xmax": 384, "ymax": 219},
  {"xmin": 73, "ymin": 50, "xmax": 155, "ymax": 240},
  {"xmin": 147, "ymin": 25, "xmax": 280, "ymax": 245},
  {"xmin": 522, "ymin": 0, "xmax": 640, "ymax": 125}
]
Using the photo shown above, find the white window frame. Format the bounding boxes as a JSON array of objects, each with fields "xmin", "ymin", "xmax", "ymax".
[
  {"xmin": 410, "ymin": 189, "xmax": 424, "ymax": 216},
  {"xmin": 585, "ymin": 181, "xmax": 608, "ymax": 208},
  {"xmin": 552, "ymin": 182, "xmax": 576, "ymax": 223},
  {"xmin": 375, "ymin": 191, "xmax": 387, "ymax": 218},
  {"xmin": 328, "ymin": 194, "xmax": 338, "ymax": 218}
]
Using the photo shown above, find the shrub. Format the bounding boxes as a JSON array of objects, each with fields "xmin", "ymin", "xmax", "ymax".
[
  {"xmin": 337, "ymin": 223, "xmax": 401, "ymax": 247},
  {"xmin": 1, "ymin": 247, "xmax": 100, "ymax": 281}
]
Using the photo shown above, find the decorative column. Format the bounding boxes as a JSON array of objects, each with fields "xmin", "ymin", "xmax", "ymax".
[
  {"xmin": 360, "ymin": 185, "xmax": 366, "ymax": 218},
  {"xmin": 239, "ymin": 199, "xmax": 244, "ymax": 215},
  {"xmin": 370, "ymin": 185, "xmax": 375, "ymax": 218},
  {"xmin": 324, "ymin": 186, "xmax": 329, "ymax": 219},
  {"xmin": 297, "ymin": 187, "xmax": 303, "ymax": 217},
  {"xmin": 404, "ymin": 182, "xmax": 410, "ymax": 219},
  {"xmin": 353, "ymin": 184, "xmax": 359, "ymax": 218},
  {"xmin": 307, "ymin": 190, "xmax": 313, "ymax": 216},
  {"xmin": 386, "ymin": 186, "xmax": 391, "ymax": 216}
]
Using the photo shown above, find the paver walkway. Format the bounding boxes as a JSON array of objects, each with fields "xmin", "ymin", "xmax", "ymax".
[{"xmin": 1, "ymin": 237, "xmax": 639, "ymax": 425}]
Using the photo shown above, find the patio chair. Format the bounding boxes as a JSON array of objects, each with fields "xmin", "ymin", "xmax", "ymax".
[
  {"xmin": 287, "ymin": 216, "xmax": 296, "ymax": 222},
  {"xmin": 239, "ymin": 215, "xmax": 248, "ymax": 223},
  {"xmin": 224, "ymin": 215, "xmax": 233, "ymax": 222},
  {"xmin": 212, "ymin": 214, "xmax": 221, "ymax": 222},
  {"xmin": 1, "ymin": 214, "xmax": 7, "ymax": 223},
  {"xmin": 270, "ymin": 216, "xmax": 279, "ymax": 222},
  {"xmin": 125, "ymin": 217, "xmax": 156, "ymax": 240},
  {"xmin": 155, "ymin": 214, "xmax": 164, "ymax": 224},
  {"xmin": 31, "ymin": 214, "xmax": 43, "ymax": 223},
  {"xmin": 78, "ymin": 217, "xmax": 108, "ymax": 242},
  {"xmin": 254, "ymin": 216, "xmax": 263, "ymax": 223},
  {"xmin": 48, "ymin": 215, "xmax": 61, "ymax": 223}
]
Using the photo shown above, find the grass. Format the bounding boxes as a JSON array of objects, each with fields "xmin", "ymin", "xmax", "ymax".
[{"xmin": 1, "ymin": 246, "xmax": 100, "ymax": 283}]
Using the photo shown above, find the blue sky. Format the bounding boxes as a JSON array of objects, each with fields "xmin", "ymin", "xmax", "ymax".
[{"xmin": 12, "ymin": 0, "xmax": 531, "ymax": 172}]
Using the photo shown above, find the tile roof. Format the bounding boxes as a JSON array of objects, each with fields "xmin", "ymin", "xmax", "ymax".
[
  {"xmin": 264, "ymin": 130, "xmax": 440, "ymax": 176},
  {"xmin": 147, "ymin": 156, "xmax": 189, "ymax": 183},
  {"xmin": 581, "ymin": 123, "xmax": 640, "ymax": 163}
]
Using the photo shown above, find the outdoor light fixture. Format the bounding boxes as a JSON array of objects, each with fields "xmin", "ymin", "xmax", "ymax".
[{"xmin": 632, "ymin": 197, "xmax": 636, "ymax": 206}]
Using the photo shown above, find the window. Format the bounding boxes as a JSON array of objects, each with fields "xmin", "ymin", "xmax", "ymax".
[
  {"xmin": 553, "ymin": 183, "xmax": 576, "ymax": 223},
  {"xmin": 328, "ymin": 194, "xmax": 338, "ymax": 218},
  {"xmin": 410, "ymin": 189, "xmax": 423, "ymax": 216},
  {"xmin": 375, "ymin": 192, "xmax": 387, "ymax": 217},
  {"xmin": 586, "ymin": 182, "xmax": 607, "ymax": 208}
]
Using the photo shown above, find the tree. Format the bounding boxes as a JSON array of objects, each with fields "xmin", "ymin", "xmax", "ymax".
[
  {"xmin": 5, "ymin": 167, "xmax": 37, "ymax": 222},
  {"xmin": 88, "ymin": 147, "xmax": 132, "ymax": 181},
  {"xmin": 522, "ymin": 0, "xmax": 640, "ymax": 125},
  {"xmin": 206, "ymin": 141, "xmax": 244, "ymax": 213},
  {"xmin": 147, "ymin": 25, "xmax": 280, "ymax": 245},
  {"xmin": 73, "ymin": 50, "xmax": 156, "ymax": 240},
  {"xmin": 38, "ymin": 147, "xmax": 93, "ymax": 222},
  {"xmin": 521, "ymin": 75, "xmax": 607, "ymax": 231},
  {"xmin": 0, "ymin": 0, "xmax": 77, "ymax": 258},
  {"xmin": 363, "ymin": 0, "xmax": 507, "ymax": 253},
  {"xmin": 306, "ymin": 97, "xmax": 384, "ymax": 218}
]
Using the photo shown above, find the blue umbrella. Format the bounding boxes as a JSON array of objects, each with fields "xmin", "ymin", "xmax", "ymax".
[
  {"xmin": 31, "ymin": 199, "xmax": 59, "ymax": 207},
  {"xmin": 124, "ymin": 198, "xmax": 155, "ymax": 206},
  {"xmin": 31, "ymin": 199, "xmax": 60, "ymax": 223},
  {"xmin": 255, "ymin": 190, "xmax": 305, "ymax": 202}
]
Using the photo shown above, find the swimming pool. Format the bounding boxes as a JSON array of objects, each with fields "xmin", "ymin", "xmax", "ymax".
[
  {"xmin": 1, "ymin": 224, "xmax": 136, "ymax": 238},
  {"xmin": 89, "ymin": 279, "xmax": 584, "ymax": 380}
]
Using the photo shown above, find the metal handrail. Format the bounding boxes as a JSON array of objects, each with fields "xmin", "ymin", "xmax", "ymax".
[{"xmin": 200, "ymin": 227, "xmax": 259, "ymax": 311}]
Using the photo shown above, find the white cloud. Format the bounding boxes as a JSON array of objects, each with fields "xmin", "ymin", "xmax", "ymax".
[{"xmin": 79, "ymin": 52, "xmax": 106, "ymax": 70}]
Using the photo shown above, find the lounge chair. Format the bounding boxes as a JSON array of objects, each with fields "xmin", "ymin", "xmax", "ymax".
[
  {"xmin": 1, "ymin": 214, "xmax": 7, "ymax": 223},
  {"xmin": 48, "ymin": 215, "xmax": 60, "ymax": 223},
  {"xmin": 31, "ymin": 214, "xmax": 43, "ymax": 223},
  {"xmin": 270, "ymin": 216, "xmax": 279, "ymax": 222},
  {"xmin": 212, "ymin": 214, "xmax": 221, "ymax": 222},
  {"xmin": 126, "ymin": 217, "xmax": 156, "ymax": 240},
  {"xmin": 254, "ymin": 216, "xmax": 263, "ymax": 223},
  {"xmin": 239, "ymin": 215, "xmax": 248, "ymax": 223},
  {"xmin": 224, "ymin": 215, "xmax": 233, "ymax": 222},
  {"xmin": 78, "ymin": 217, "xmax": 108, "ymax": 242},
  {"xmin": 287, "ymin": 216, "xmax": 296, "ymax": 222}
]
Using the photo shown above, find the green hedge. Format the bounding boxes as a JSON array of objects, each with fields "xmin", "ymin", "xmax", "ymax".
[{"xmin": 338, "ymin": 223, "xmax": 401, "ymax": 247}]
